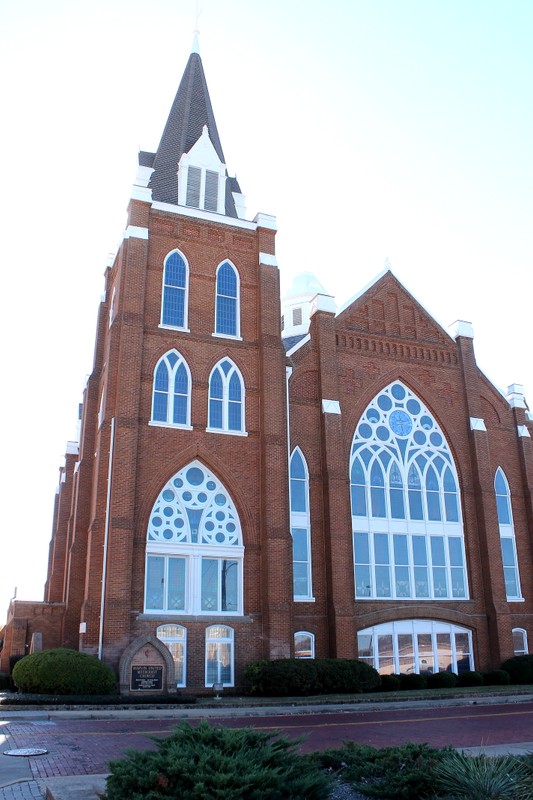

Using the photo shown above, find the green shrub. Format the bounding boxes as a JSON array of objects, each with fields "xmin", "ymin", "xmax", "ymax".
[
  {"xmin": 457, "ymin": 670, "xmax": 484, "ymax": 687},
  {"xmin": 432, "ymin": 750, "xmax": 533, "ymax": 799},
  {"xmin": 378, "ymin": 673, "xmax": 402, "ymax": 692},
  {"xmin": 12, "ymin": 648, "xmax": 116, "ymax": 695},
  {"xmin": 501, "ymin": 654, "xmax": 533, "ymax": 685},
  {"xmin": 245, "ymin": 657, "xmax": 380, "ymax": 696},
  {"xmin": 483, "ymin": 668, "xmax": 511, "ymax": 686},
  {"xmin": 104, "ymin": 720, "xmax": 330, "ymax": 800},
  {"xmin": 313, "ymin": 741, "xmax": 450, "ymax": 799},
  {"xmin": 427, "ymin": 670, "xmax": 458, "ymax": 689},
  {"xmin": 398, "ymin": 672, "xmax": 427, "ymax": 691}
]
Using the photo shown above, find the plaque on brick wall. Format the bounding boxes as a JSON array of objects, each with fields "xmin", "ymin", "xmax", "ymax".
[{"xmin": 131, "ymin": 665, "xmax": 163, "ymax": 691}]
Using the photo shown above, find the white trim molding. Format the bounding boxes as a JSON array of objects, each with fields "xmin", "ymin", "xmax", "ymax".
[
  {"xmin": 322, "ymin": 399, "xmax": 341, "ymax": 415},
  {"xmin": 124, "ymin": 225, "xmax": 149, "ymax": 240},
  {"xmin": 517, "ymin": 425, "xmax": 531, "ymax": 438},
  {"xmin": 449, "ymin": 320, "xmax": 474, "ymax": 339},
  {"xmin": 470, "ymin": 417, "xmax": 487, "ymax": 432},
  {"xmin": 259, "ymin": 252, "xmax": 278, "ymax": 268}
]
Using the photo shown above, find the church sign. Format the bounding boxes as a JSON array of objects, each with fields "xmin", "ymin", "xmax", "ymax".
[{"xmin": 130, "ymin": 664, "xmax": 163, "ymax": 692}]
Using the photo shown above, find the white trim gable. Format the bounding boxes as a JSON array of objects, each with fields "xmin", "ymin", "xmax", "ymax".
[{"xmin": 177, "ymin": 125, "xmax": 226, "ymax": 213}]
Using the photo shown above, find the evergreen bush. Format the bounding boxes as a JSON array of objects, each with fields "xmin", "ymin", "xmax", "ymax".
[
  {"xmin": 426, "ymin": 670, "xmax": 458, "ymax": 689},
  {"xmin": 103, "ymin": 720, "xmax": 330, "ymax": 800},
  {"xmin": 12, "ymin": 648, "xmax": 116, "ymax": 695},
  {"xmin": 313, "ymin": 741, "xmax": 450, "ymax": 799},
  {"xmin": 398, "ymin": 672, "xmax": 427, "ymax": 691},
  {"xmin": 378, "ymin": 673, "xmax": 401, "ymax": 692},
  {"xmin": 483, "ymin": 669, "xmax": 511, "ymax": 686},
  {"xmin": 501, "ymin": 654, "xmax": 533, "ymax": 685},
  {"xmin": 457, "ymin": 670, "xmax": 484, "ymax": 687},
  {"xmin": 244, "ymin": 657, "xmax": 380, "ymax": 696},
  {"xmin": 432, "ymin": 750, "xmax": 533, "ymax": 799}
]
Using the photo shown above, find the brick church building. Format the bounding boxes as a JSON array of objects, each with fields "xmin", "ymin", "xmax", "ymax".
[{"xmin": 2, "ymin": 38, "xmax": 532, "ymax": 692}]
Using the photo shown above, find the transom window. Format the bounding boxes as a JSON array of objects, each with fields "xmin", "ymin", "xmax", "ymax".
[
  {"xmin": 205, "ymin": 625, "xmax": 234, "ymax": 687},
  {"xmin": 495, "ymin": 468, "xmax": 522, "ymax": 600},
  {"xmin": 357, "ymin": 620, "xmax": 473, "ymax": 675},
  {"xmin": 215, "ymin": 261, "xmax": 239, "ymax": 337},
  {"xmin": 145, "ymin": 461, "xmax": 243, "ymax": 616},
  {"xmin": 151, "ymin": 350, "xmax": 191, "ymax": 428},
  {"xmin": 208, "ymin": 359, "xmax": 246, "ymax": 434},
  {"xmin": 290, "ymin": 449, "xmax": 313, "ymax": 600},
  {"xmin": 161, "ymin": 250, "xmax": 188, "ymax": 329},
  {"xmin": 156, "ymin": 624, "xmax": 186, "ymax": 687},
  {"xmin": 351, "ymin": 382, "xmax": 468, "ymax": 600}
]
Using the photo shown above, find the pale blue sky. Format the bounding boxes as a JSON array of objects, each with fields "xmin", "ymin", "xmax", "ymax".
[{"xmin": 0, "ymin": 0, "xmax": 531, "ymax": 620}]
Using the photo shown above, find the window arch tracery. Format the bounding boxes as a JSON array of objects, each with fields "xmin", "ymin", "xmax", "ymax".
[
  {"xmin": 207, "ymin": 358, "xmax": 245, "ymax": 434},
  {"xmin": 351, "ymin": 381, "xmax": 467, "ymax": 600},
  {"xmin": 151, "ymin": 350, "xmax": 191, "ymax": 428}
]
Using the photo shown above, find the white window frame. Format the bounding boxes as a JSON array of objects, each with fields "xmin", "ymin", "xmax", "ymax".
[
  {"xmin": 295, "ymin": 631, "xmax": 315, "ymax": 659},
  {"xmin": 207, "ymin": 358, "xmax": 247, "ymax": 435},
  {"xmin": 160, "ymin": 249, "xmax": 190, "ymax": 332},
  {"xmin": 156, "ymin": 624, "xmax": 187, "ymax": 687},
  {"xmin": 290, "ymin": 448, "xmax": 313, "ymax": 601},
  {"xmin": 213, "ymin": 260, "xmax": 241, "ymax": 339},
  {"xmin": 205, "ymin": 625, "xmax": 234, "ymax": 687},
  {"xmin": 512, "ymin": 627, "xmax": 528, "ymax": 656},
  {"xmin": 495, "ymin": 468, "xmax": 523, "ymax": 601},
  {"xmin": 150, "ymin": 349, "xmax": 193, "ymax": 430}
]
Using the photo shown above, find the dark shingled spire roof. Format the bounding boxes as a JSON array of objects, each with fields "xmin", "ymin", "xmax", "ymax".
[{"xmin": 146, "ymin": 47, "xmax": 241, "ymax": 217}]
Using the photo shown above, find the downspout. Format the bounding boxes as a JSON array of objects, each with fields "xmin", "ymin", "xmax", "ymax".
[
  {"xmin": 98, "ymin": 416, "xmax": 115, "ymax": 660},
  {"xmin": 285, "ymin": 366, "xmax": 293, "ymax": 466}
]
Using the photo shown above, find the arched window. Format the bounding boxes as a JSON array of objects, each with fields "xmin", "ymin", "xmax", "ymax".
[
  {"xmin": 151, "ymin": 350, "xmax": 191, "ymax": 428},
  {"xmin": 161, "ymin": 250, "xmax": 189, "ymax": 329},
  {"xmin": 205, "ymin": 625, "xmax": 234, "ymax": 686},
  {"xmin": 512, "ymin": 627, "xmax": 528, "ymax": 656},
  {"xmin": 290, "ymin": 449, "xmax": 313, "ymax": 600},
  {"xmin": 109, "ymin": 286, "xmax": 116, "ymax": 327},
  {"xmin": 357, "ymin": 620, "xmax": 473, "ymax": 675},
  {"xmin": 495, "ymin": 468, "xmax": 522, "ymax": 600},
  {"xmin": 215, "ymin": 261, "xmax": 239, "ymax": 337},
  {"xmin": 156, "ymin": 624, "xmax": 187, "ymax": 687},
  {"xmin": 207, "ymin": 359, "xmax": 246, "ymax": 434},
  {"xmin": 351, "ymin": 381, "xmax": 467, "ymax": 600},
  {"xmin": 294, "ymin": 631, "xmax": 315, "ymax": 659},
  {"xmin": 145, "ymin": 461, "xmax": 243, "ymax": 616}
]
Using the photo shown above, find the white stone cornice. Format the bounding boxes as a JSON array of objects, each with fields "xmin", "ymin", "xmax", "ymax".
[
  {"xmin": 151, "ymin": 201, "xmax": 258, "ymax": 230},
  {"xmin": 123, "ymin": 225, "xmax": 149, "ymax": 240},
  {"xmin": 131, "ymin": 185, "xmax": 153, "ymax": 202},
  {"xmin": 470, "ymin": 417, "xmax": 487, "ymax": 432},
  {"xmin": 253, "ymin": 212, "xmax": 277, "ymax": 231},
  {"xmin": 517, "ymin": 425, "xmax": 531, "ymax": 438},
  {"xmin": 322, "ymin": 399, "xmax": 341, "ymax": 415},
  {"xmin": 259, "ymin": 252, "xmax": 278, "ymax": 268},
  {"xmin": 449, "ymin": 320, "xmax": 474, "ymax": 339},
  {"xmin": 507, "ymin": 384, "xmax": 527, "ymax": 408},
  {"xmin": 310, "ymin": 293, "xmax": 337, "ymax": 316}
]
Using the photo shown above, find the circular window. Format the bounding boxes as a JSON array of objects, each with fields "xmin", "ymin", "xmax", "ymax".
[
  {"xmin": 390, "ymin": 410, "xmax": 412, "ymax": 436},
  {"xmin": 186, "ymin": 467, "xmax": 204, "ymax": 486}
]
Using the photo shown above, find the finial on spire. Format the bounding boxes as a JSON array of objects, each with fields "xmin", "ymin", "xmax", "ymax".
[{"xmin": 192, "ymin": 0, "xmax": 201, "ymax": 54}]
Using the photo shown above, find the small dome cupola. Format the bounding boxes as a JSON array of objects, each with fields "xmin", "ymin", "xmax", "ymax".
[{"xmin": 281, "ymin": 271, "xmax": 336, "ymax": 338}]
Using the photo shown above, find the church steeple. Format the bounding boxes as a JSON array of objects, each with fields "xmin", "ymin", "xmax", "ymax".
[{"xmin": 140, "ymin": 39, "xmax": 244, "ymax": 218}]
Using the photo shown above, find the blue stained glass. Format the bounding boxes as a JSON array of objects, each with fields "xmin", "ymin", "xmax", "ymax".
[
  {"xmin": 421, "ymin": 415, "xmax": 433, "ymax": 430},
  {"xmin": 145, "ymin": 556, "xmax": 164, "ymax": 610},
  {"xmin": 414, "ymin": 567, "xmax": 429, "ymax": 597},
  {"xmin": 390, "ymin": 488, "xmax": 405, "ymax": 519},
  {"xmin": 359, "ymin": 423, "xmax": 372, "ymax": 438},
  {"xmin": 351, "ymin": 458, "xmax": 365, "ymax": 485},
  {"xmin": 360, "ymin": 448, "xmax": 373, "ymax": 467},
  {"xmin": 162, "ymin": 286, "xmax": 185, "ymax": 327},
  {"xmin": 444, "ymin": 492, "xmax": 459, "ymax": 522},
  {"xmin": 389, "ymin": 410, "xmax": 412, "ymax": 436},
  {"xmin": 228, "ymin": 401, "xmax": 242, "ymax": 431},
  {"xmin": 504, "ymin": 568, "xmax": 518, "ymax": 597},
  {"xmin": 379, "ymin": 451, "xmax": 391, "ymax": 467},
  {"xmin": 448, "ymin": 537, "xmax": 464, "ymax": 567},
  {"xmin": 416, "ymin": 454, "xmax": 427, "ymax": 469},
  {"xmin": 431, "ymin": 536, "xmax": 446, "ymax": 566},
  {"xmin": 291, "ymin": 451, "xmax": 306, "ymax": 479},
  {"xmin": 292, "ymin": 527, "xmax": 308, "ymax": 561},
  {"xmin": 165, "ymin": 253, "xmax": 186, "ymax": 286},
  {"xmin": 187, "ymin": 508, "xmax": 202, "ymax": 543},
  {"xmin": 355, "ymin": 565, "xmax": 372, "ymax": 596},
  {"xmin": 186, "ymin": 467, "xmax": 204, "ymax": 485},
  {"xmin": 371, "ymin": 461, "xmax": 385, "ymax": 486},
  {"xmin": 377, "ymin": 394, "xmax": 393, "ymax": 411},
  {"xmin": 500, "ymin": 537, "xmax": 515, "ymax": 567},
  {"xmin": 395, "ymin": 566, "xmax": 410, "ymax": 597},
  {"xmin": 408, "ymin": 464, "xmax": 421, "ymax": 488},
  {"xmin": 174, "ymin": 364, "xmax": 188, "ymax": 394},
  {"xmin": 354, "ymin": 532, "xmax": 370, "ymax": 562},
  {"xmin": 155, "ymin": 362, "xmax": 169, "ymax": 391},
  {"xmin": 290, "ymin": 478, "xmax": 306, "ymax": 512},
  {"xmin": 443, "ymin": 467, "xmax": 456, "ymax": 492},
  {"xmin": 426, "ymin": 466, "xmax": 439, "ymax": 491},
  {"xmin": 495, "ymin": 469, "xmax": 507, "ymax": 495},
  {"xmin": 427, "ymin": 490, "xmax": 441, "ymax": 521},
  {"xmin": 390, "ymin": 462, "xmax": 402, "ymax": 485},
  {"xmin": 216, "ymin": 296, "xmax": 237, "ymax": 335},
  {"xmin": 221, "ymin": 560, "xmax": 238, "ymax": 611},
  {"xmin": 210, "ymin": 370, "xmax": 223, "ymax": 400},
  {"xmin": 351, "ymin": 484, "xmax": 366, "ymax": 516},
  {"xmin": 433, "ymin": 456, "xmax": 444, "ymax": 472},
  {"xmin": 496, "ymin": 494, "xmax": 510, "ymax": 524},
  {"xmin": 229, "ymin": 373, "xmax": 241, "ymax": 401},
  {"xmin": 430, "ymin": 432, "xmax": 443, "ymax": 447},
  {"xmin": 367, "ymin": 408, "xmax": 380, "ymax": 422},
  {"xmin": 167, "ymin": 558, "xmax": 186, "ymax": 610},
  {"xmin": 217, "ymin": 262, "xmax": 237, "ymax": 297},
  {"xmin": 374, "ymin": 533, "xmax": 389, "ymax": 563},
  {"xmin": 409, "ymin": 489, "xmax": 423, "ymax": 520},
  {"xmin": 371, "ymin": 485, "xmax": 386, "ymax": 517},
  {"xmin": 451, "ymin": 569, "xmax": 466, "ymax": 597},
  {"xmin": 153, "ymin": 393, "xmax": 168, "ymax": 422},
  {"xmin": 210, "ymin": 398, "xmax": 222, "ymax": 429},
  {"xmin": 407, "ymin": 399, "xmax": 420, "ymax": 414},
  {"xmin": 173, "ymin": 395, "xmax": 187, "ymax": 425},
  {"xmin": 393, "ymin": 534, "xmax": 408, "ymax": 564},
  {"xmin": 412, "ymin": 536, "xmax": 428, "ymax": 565},
  {"xmin": 375, "ymin": 565, "xmax": 391, "ymax": 596},
  {"xmin": 220, "ymin": 359, "xmax": 232, "ymax": 376},
  {"xmin": 167, "ymin": 352, "xmax": 178, "ymax": 367},
  {"xmin": 414, "ymin": 431, "xmax": 426, "ymax": 445},
  {"xmin": 376, "ymin": 426, "xmax": 389, "ymax": 441},
  {"xmin": 391, "ymin": 383, "xmax": 406, "ymax": 400}
]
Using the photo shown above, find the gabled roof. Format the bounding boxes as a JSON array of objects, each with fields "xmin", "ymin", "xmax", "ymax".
[{"xmin": 145, "ymin": 47, "xmax": 241, "ymax": 216}]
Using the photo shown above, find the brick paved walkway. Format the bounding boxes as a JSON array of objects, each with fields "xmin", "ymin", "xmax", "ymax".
[{"xmin": 0, "ymin": 781, "xmax": 44, "ymax": 800}]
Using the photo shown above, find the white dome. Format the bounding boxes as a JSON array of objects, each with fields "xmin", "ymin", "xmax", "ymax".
[{"xmin": 284, "ymin": 271, "xmax": 329, "ymax": 300}]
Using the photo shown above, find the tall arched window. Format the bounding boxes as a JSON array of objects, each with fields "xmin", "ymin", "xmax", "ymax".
[
  {"xmin": 161, "ymin": 250, "xmax": 189, "ymax": 329},
  {"xmin": 205, "ymin": 625, "xmax": 234, "ymax": 687},
  {"xmin": 214, "ymin": 261, "xmax": 240, "ymax": 337},
  {"xmin": 351, "ymin": 381, "xmax": 467, "ymax": 600},
  {"xmin": 357, "ymin": 620, "xmax": 474, "ymax": 675},
  {"xmin": 145, "ymin": 461, "xmax": 243, "ymax": 615},
  {"xmin": 290, "ymin": 448, "xmax": 312, "ymax": 600},
  {"xmin": 156, "ymin": 624, "xmax": 187, "ymax": 687},
  {"xmin": 151, "ymin": 350, "xmax": 192, "ymax": 428},
  {"xmin": 495, "ymin": 468, "xmax": 522, "ymax": 600},
  {"xmin": 207, "ymin": 359, "xmax": 246, "ymax": 434}
]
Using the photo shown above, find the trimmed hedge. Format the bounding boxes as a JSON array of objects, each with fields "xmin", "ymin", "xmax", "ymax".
[
  {"xmin": 501, "ymin": 655, "xmax": 533, "ymax": 685},
  {"xmin": 427, "ymin": 671, "xmax": 458, "ymax": 689},
  {"xmin": 399, "ymin": 672, "xmax": 427, "ymax": 691},
  {"xmin": 0, "ymin": 692, "xmax": 196, "ymax": 706},
  {"xmin": 483, "ymin": 669, "xmax": 511, "ymax": 686},
  {"xmin": 245, "ymin": 658, "xmax": 380, "ymax": 696},
  {"xmin": 457, "ymin": 670, "xmax": 484, "ymax": 687},
  {"xmin": 12, "ymin": 648, "xmax": 116, "ymax": 695}
]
